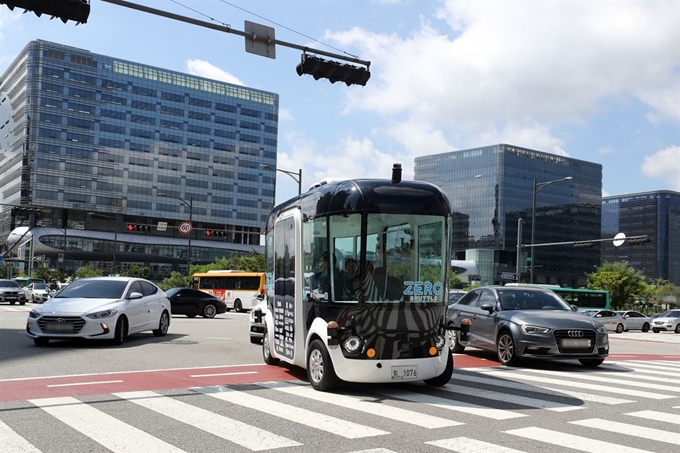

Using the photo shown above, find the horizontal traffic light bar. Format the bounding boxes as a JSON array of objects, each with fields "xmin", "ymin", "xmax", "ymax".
[
  {"xmin": 520, "ymin": 235, "xmax": 651, "ymax": 249},
  {"xmin": 296, "ymin": 54, "xmax": 371, "ymax": 87},
  {"xmin": 205, "ymin": 230, "xmax": 226, "ymax": 237},
  {"xmin": 127, "ymin": 224, "xmax": 150, "ymax": 232}
]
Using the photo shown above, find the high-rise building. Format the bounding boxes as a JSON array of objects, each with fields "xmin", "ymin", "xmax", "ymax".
[
  {"xmin": 0, "ymin": 40, "xmax": 278, "ymax": 278},
  {"xmin": 602, "ymin": 191, "xmax": 680, "ymax": 285},
  {"xmin": 415, "ymin": 144, "xmax": 602, "ymax": 287}
]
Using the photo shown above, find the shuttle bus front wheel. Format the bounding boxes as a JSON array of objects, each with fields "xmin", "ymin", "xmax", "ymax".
[{"xmin": 307, "ymin": 339, "xmax": 338, "ymax": 391}]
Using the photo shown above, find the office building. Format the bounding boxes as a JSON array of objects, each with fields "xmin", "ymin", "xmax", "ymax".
[
  {"xmin": 415, "ymin": 144, "xmax": 602, "ymax": 286},
  {"xmin": 602, "ymin": 191, "xmax": 680, "ymax": 286},
  {"xmin": 0, "ymin": 40, "xmax": 277, "ymax": 278}
]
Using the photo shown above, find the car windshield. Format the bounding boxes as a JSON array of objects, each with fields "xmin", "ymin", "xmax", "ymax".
[
  {"xmin": 54, "ymin": 280, "xmax": 129, "ymax": 299},
  {"xmin": 660, "ymin": 310, "xmax": 680, "ymax": 318},
  {"xmin": 448, "ymin": 292, "xmax": 464, "ymax": 304},
  {"xmin": 33, "ymin": 283, "xmax": 47, "ymax": 290},
  {"xmin": 0, "ymin": 280, "xmax": 20, "ymax": 288},
  {"xmin": 498, "ymin": 289, "xmax": 571, "ymax": 311}
]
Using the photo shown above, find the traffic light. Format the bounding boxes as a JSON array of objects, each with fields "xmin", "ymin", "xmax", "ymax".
[
  {"xmin": 628, "ymin": 236, "xmax": 650, "ymax": 245},
  {"xmin": 127, "ymin": 224, "xmax": 150, "ymax": 232},
  {"xmin": 205, "ymin": 230, "xmax": 226, "ymax": 237},
  {"xmin": 573, "ymin": 241, "xmax": 594, "ymax": 248},
  {"xmin": 295, "ymin": 54, "xmax": 371, "ymax": 87},
  {"xmin": 0, "ymin": 0, "xmax": 91, "ymax": 25}
]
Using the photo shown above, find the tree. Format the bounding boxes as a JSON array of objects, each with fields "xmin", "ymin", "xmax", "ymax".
[
  {"xmin": 587, "ymin": 261, "xmax": 647, "ymax": 310},
  {"xmin": 74, "ymin": 265, "xmax": 104, "ymax": 279},
  {"xmin": 159, "ymin": 250, "xmax": 265, "ymax": 290},
  {"xmin": 158, "ymin": 271, "xmax": 190, "ymax": 291},
  {"xmin": 128, "ymin": 265, "xmax": 150, "ymax": 279}
]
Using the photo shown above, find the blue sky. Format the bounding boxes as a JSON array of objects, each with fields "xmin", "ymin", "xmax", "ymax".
[{"xmin": 1, "ymin": 0, "xmax": 678, "ymax": 205}]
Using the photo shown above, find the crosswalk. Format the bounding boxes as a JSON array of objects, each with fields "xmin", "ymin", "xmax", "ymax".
[{"xmin": 1, "ymin": 360, "xmax": 679, "ymax": 453}]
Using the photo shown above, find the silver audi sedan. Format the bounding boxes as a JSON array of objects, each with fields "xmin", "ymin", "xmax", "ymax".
[{"xmin": 447, "ymin": 286, "xmax": 609, "ymax": 367}]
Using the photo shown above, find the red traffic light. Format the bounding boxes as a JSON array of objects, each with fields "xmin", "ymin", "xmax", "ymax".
[
  {"xmin": 205, "ymin": 230, "xmax": 212, "ymax": 236},
  {"xmin": 127, "ymin": 224, "xmax": 149, "ymax": 232},
  {"xmin": 127, "ymin": 224, "xmax": 135, "ymax": 231}
]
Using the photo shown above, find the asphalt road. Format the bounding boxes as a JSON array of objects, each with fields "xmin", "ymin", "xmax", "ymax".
[{"xmin": 1, "ymin": 304, "xmax": 679, "ymax": 453}]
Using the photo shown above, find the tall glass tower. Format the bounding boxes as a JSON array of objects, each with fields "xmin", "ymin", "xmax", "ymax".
[
  {"xmin": 0, "ymin": 40, "xmax": 279, "ymax": 277},
  {"xmin": 602, "ymin": 191, "xmax": 680, "ymax": 285},
  {"xmin": 415, "ymin": 144, "xmax": 602, "ymax": 287}
]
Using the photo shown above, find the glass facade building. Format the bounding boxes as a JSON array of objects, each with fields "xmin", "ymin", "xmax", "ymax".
[
  {"xmin": 602, "ymin": 191, "xmax": 680, "ymax": 286},
  {"xmin": 0, "ymin": 40, "xmax": 278, "ymax": 278},
  {"xmin": 415, "ymin": 144, "xmax": 602, "ymax": 287}
]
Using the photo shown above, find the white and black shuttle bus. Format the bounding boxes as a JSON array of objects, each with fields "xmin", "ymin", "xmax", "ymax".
[{"xmin": 261, "ymin": 164, "xmax": 469, "ymax": 391}]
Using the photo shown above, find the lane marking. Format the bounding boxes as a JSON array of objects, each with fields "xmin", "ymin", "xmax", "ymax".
[
  {"xmin": 427, "ymin": 436, "xmax": 526, "ymax": 452},
  {"xmin": 571, "ymin": 418, "xmax": 679, "ymax": 444},
  {"xmin": 190, "ymin": 371, "xmax": 257, "ymax": 378},
  {"xmin": 506, "ymin": 426, "xmax": 654, "ymax": 453},
  {"xmin": 47, "ymin": 380, "xmax": 124, "ymax": 388}
]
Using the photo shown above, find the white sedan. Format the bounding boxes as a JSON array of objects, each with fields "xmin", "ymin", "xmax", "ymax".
[
  {"xmin": 26, "ymin": 277, "xmax": 171, "ymax": 346},
  {"xmin": 650, "ymin": 310, "xmax": 680, "ymax": 333},
  {"xmin": 583, "ymin": 309, "xmax": 627, "ymax": 333}
]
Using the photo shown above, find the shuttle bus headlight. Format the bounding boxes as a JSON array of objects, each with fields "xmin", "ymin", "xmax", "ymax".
[
  {"xmin": 435, "ymin": 334, "xmax": 446, "ymax": 350},
  {"xmin": 343, "ymin": 335, "xmax": 363, "ymax": 354}
]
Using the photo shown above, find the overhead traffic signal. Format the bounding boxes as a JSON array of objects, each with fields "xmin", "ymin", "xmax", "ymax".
[
  {"xmin": 205, "ymin": 230, "xmax": 226, "ymax": 237},
  {"xmin": 127, "ymin": 224, "xmax": 150, "ymax": 232},
  {"xmin": 295, "ymin": 54, "xmax": 371, "ymax": 87},
  {"xmin": 0, "ymin": 0, "xmax": 91, "ymax": 25},
  {"xmin": 627, "ymin": 236, "xmax": 650, "ymax": 245}
]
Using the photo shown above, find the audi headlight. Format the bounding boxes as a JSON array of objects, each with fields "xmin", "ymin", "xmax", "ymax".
[
  {"xmin": 595, "ymin": 325, "xmax": 607, "ymax": 334},
  {"xmin": 343, "ymin": 335, "xmax": 363, "ymax": 353},
  {"xmin": 29, "ymin": 310, "xmax": 41, "ymax": 319},
  {"xmin": 86, "ymin": 309, "xmax": 118, "ymax": 319},
  {"xmin": 521, "ymin": 324, "xmax": 551, "ymax": 335}
]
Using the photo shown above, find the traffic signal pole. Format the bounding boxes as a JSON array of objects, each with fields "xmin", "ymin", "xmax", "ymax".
[{"xmin": 100, "ymin": 0, "xmax": 371, "ymax": 83}]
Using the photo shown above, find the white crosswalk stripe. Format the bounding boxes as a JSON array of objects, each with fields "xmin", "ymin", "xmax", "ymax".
[{"xmin": 0, "ymin": 359, "xmax": 677, "ymax": 453}]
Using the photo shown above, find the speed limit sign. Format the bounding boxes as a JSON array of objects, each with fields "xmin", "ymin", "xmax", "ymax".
[{"xmin": 178, "ymin": 221, "xmax": 193, "ymax": 234}]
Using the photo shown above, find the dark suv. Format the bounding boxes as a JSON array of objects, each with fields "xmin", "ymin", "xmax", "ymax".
[{"xmin": 0, "ymin": 279, "xmax": 27, "ymax": 305}]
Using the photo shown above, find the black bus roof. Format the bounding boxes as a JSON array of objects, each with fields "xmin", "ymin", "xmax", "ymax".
[{"xmin": 266, "ymin": 178, "xmax": 452, "ymax": 228}]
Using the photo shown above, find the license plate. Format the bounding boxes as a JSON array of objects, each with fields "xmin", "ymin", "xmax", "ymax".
[
  {"xmin": 391, "ymin": 365, "xmax": 418, "ymax": 380},
  {"xmin": 561, "ymin": 338, "xmax": 591, "ymax": 349},
  {"xmin": 45, "ymin": 322, "xmax": 73, "ymax": 333}
]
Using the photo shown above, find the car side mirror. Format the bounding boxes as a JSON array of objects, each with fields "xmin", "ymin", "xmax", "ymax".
[
  {"xmin": 128, "ymin": 292, "xmax": 143, "ymax": 300},
  {"xmin": 570, "ymin": 304, "xmax": 579, "ymax": 312},
  {"xmin": 595, "ymin": 314, "xmax": 602, "ymax": 318},
  {"xmin": 480, "ymin": 302, "xmax": 495, "ymax": 314}
]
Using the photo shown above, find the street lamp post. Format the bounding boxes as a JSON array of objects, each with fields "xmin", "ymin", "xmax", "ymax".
[
  {"xmin": 89, "ymin": 212, "xmax": 118, "ymax": 273},
  {"xmin": 159, "ymin": 193, "xmax": 193, "ymax": 273},
  {"xmin": 260, "ymin": 164, "xmax": 302, "ymax": 195},
  {"xmin": 530, "ymin": 176, "xmax": 573, "ymax": 283}
]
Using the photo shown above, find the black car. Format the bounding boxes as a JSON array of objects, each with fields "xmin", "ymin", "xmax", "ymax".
[{"xmin": 166, "ymin": 288, "xmax": 226, "ymax": 318}]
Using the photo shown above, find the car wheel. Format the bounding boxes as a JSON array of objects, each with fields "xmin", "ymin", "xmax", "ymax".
[
  {"xmin": 262, "ymin": 325, "xmax": 279, "ymax": 365},
  {"xmin": 615, "ymin": 323, "xmax": 624, "ymax": 333},
  {"xmin": 20, "ymin": 301, "xmax": 26, "ymax": 305},
  {"xmin": 424, "ymin": 351, "xmax": 453, "ymax": 386},
  {"xmin": 112, "ymin": 316, "xmax": 127, "ymax": 345},
  {"xmin": 675, "ymin": 324, "xmax": 680, "ymax": 334},
  {"xmin": 497, "ymin": 330, "xmax": 520, "ymax": 366},
  {"xmin": 33, "ymin": 337, "xmax": 49, "ymax": 346},
  {"xmin": 642, "ymin": 323, "xmax": 650, "ymax": 332},
  {"xmin": 449, "ymin": 326, "xmax": 465, "ymax": 353},
  {"xmin": 186, "ymin": 314, "xmax": 197, "ymax": 318},
  {"xmin": 202, "ymin": 304, "xmax": 217, "ymax": 318},
  {"xmin": 153, "ymin": 310, "xmax": 170, "ymax": 337},
  {"xmin": 652, "ymin": 329, "xmax": 659, "ymax": 333},
  {"xmin": 307, "ymin": 339, "xmax": 338, "ymax": 391},
  {"xmin": 579, "ymin": 358, "xmax": 604, "ymax": 367},
  {"xmin": 9, "ymin": 301, "xmax": 15, "ymax": 305},
  {"xmin": 234, "ymin": 299, "xmax": 243, "ymax": 312},
  {"xmin": 250, "ymin": 336, "xmax": 262, "ymax": 344}
]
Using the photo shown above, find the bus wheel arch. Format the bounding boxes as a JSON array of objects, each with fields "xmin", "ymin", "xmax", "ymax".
[
  {"xmin": 448, "ymin": 323, "xmax": 465, "ymax": 353},
  {"xmin": 307, "ymin": 339, "xmax": 338, "ymax": 391}
]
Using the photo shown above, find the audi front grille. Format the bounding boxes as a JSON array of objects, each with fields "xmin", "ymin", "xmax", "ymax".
[{"xmin": 553, "ymin": 329, "xmax": 597, "ymax": 353}]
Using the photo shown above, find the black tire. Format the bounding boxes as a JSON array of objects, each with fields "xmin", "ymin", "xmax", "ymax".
[
  {"xmin": 202, "ymin": 304, "xmax": 217, "ymax": 318},
  {"xmin": 675, "ymin": 324, "xmax": 680, "ymax": 334},
  {"xmin": 642, "ymin": 323, "xmax": 650, "ymax": 332},
  {"xmin": 652, "ymin": 329, "xmax": 660, "ymax": 333},
  {"xmin": 153, "ymin": 311, "xmax": 170, "ymax": 337},
  {"xmin": 449, "ymin": 326, "xmax": 465, "ymax": 353},
  {"xmin": 262, "ymin": 326, "xmax": 279, "ymax": 365},
  {"xmin": 497, "ymin": 330, "xmax": 520, "ymax": 366},
  {"xmin": 186, "ymin": 314, "xmax": 197, "ymax": 318},
  {"xmin": 33, "ymin": 337, "xmax": 49, "ymax": 346},
  {"xmin": 20, "ymin": 301, "xmax": 26, "ymax": 306},
  {"xmin": 424, "ymin": 351, "xmax": 454, "ymax": 386},
  {"xmin": 250, "ymin": 336, "xmax": 262, "ymax": 344},
  {"xmin": 234, "ymin": 299, "xmax": 243, "ymax": 312},
  {"xmin": 307, "ymin": 339, "xmax": 338, "ymax": 391},
  {"xmin": 615, "ymin": 323, "xmax": 624, "ymax": 334},
  {"xmin": 9, "ymin": 301, "xmax": 15, "ymax": 305},
  {"xmin": 112, "ymin": 316, "xmax": 127, "ymax": 345},
  {"xmin": 579, "ymin": 358, "xmax": 604, "ymax": 367}
]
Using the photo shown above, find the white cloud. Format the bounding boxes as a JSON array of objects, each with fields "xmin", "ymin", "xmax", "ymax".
[
  {"xmin": 598, "ymin": 146, "xmax": 616, "ymax": 155},
  {"xmin": 185, "ymin": 60, "xmax": 245, "ymax": 86},
  {"xmin": 641, "ymin": 146, "xmax": 680, "ymax": 191},
  {"xmin": 323, "ymin": 0, "xmax": 679, "ymax": 156}
]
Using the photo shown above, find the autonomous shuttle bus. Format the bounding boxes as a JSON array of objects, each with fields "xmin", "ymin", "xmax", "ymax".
[{"xmin": 261, "ymin": 164, "xmax": 469, "ymax": 391}]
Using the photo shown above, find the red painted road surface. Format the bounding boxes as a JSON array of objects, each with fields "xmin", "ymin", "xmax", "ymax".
[{"xmin": 1, "ymin": 353, "xmax": 678, "ymax": 403}]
